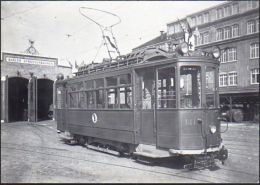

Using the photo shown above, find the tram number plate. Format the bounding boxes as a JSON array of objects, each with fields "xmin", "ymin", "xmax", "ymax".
[{"xmin": 184, "ymin": 119, "xmax": 196, "ymax": 126}]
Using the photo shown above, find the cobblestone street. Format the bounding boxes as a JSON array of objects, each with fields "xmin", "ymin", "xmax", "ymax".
[{"xmin": 1, "ymin": 120, "xmax": 259, "ymax": 183}]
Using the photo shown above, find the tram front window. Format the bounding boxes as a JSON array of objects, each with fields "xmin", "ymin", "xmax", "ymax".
[
  {"xmin": 205, "ymin": 67, "xmax": 216, "ymax": 108},
  {"xmin": 157, "ymin": 67, "xmax": 176, "ymax": 108},
  {"xmin": 180, "ymin": 66, "xmax": 201, "ymax": 108}
]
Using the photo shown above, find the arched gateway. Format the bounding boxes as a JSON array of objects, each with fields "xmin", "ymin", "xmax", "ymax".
[{"xmin": 1, "ymin": 52, "xmax": 72, "ymax": 123}]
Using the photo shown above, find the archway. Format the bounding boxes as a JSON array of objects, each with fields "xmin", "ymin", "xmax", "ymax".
[
  {"xmin": 8, "ymin": 77, "xmax": 29, "ymax": 122},
  {"xmin": 37, "ymin": 79, "xmax": 54, "ymax": 121}
]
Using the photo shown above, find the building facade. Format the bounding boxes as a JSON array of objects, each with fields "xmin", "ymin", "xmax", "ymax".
[
  {"xmin": 132, "ymin": 1, "xmax": 259, "ymax": 122},
  {"xmin": 1, "ymin": 52, "xmax": 72, "ymax": 123}
]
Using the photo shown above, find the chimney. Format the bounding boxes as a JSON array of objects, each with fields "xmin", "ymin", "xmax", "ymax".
[{"xmin": 160, "ymin": 31, "xmax": 164, "ymax": 39}]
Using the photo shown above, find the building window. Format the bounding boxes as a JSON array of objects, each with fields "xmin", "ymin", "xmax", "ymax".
[
  {"xmin": 224, "ymin": 27, "xmax": 231, "ymax": 39},
  {"xmin": 217, "ymin": 8, "xmax": 224, "ymax": 19},
  {"xmin": 232, "ymin": 24, "xmax": 239, "ymax": 37},
  {"xmin": 228, "ymin": 72, "xmax": 238, "ymax": 86},
  {"xmin": 247, "ymin": 0, "xmax": 254, "ymax": 10},
  {"xmin": 197, "ymin": 14, "xmax": 203, "ymax": 25},
  {"xmin": 204, "ymin": 12, "xmax": 209, "ymax": 23},
  {"xmin": 250, "ymin": 43, "xmax": 259, "ymax": 59},
  {"xmin": 197, "ymin": 34, "xmax": 202, "ymax": 45},
  {"xmin": 232, "ymin": 3, "xmax": 239, "ymax": 15},
  {"xmin": 219, "ymin": 73, "xmax": 228, "ymax": 87},
  {"xmin": 247, "ymin": 20, "xmax": 256, "ymax": 34},
  {"xmin": 191, "ymin": 17, "xmax": 196, "ymax": 27},
  {"xmin": 174, "ymin": 23, "xmax": 181, "ymax": 33},
  {"xmin": 251, "ymin": 68, "xmax": 259, "ymax": 84},
  {"xmin": 220, "ymin": 50, "xmax": 228, "ymax": 63},
  {"xmin": 221, "ymin": 48, "xmax": 237, "ymax": 63},
  {"xmin": 168, "ymin": 25, "xmax": 175, "ymax": 35},
  {"xmin": 216, "ymin": 28, "xmax": 223, "ymax": 41},
  {"xmin": 224, "ymin": 5, "xmax": 231, "ymax": 17},
  {"xmin": 256, "ymin": 19, "xmax": 259, "ymax": 32},
  {"xmin": 228, "ymin": 48, "xmax": 237, "ymax": 61},
  {"xmin": 203, "ymin": 32, "xmax": 209, "ymax": 44}
]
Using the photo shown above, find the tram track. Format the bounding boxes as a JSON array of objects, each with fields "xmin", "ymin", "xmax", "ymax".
[
  {"xmin": 2, "ymin": 123, "xmax": 258, "ymax": 183},
  {"xmin": 1, "ymin": 141, "xmax": 257, "ymax": 183},
  {"xmin": 1, "ymin": 144, "xmax": 212, "ymax": 183}
]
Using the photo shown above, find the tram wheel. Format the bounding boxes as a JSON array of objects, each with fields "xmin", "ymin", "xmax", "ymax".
[{"xmin": 78, "ymin": 137, "xmax": 87, "ymax": 146}]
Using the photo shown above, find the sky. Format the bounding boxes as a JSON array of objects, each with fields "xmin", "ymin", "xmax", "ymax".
[{"xmin": 1, "ymin": 1, "xmax": 225, "ymax": 67}]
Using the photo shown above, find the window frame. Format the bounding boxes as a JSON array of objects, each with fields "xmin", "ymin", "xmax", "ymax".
[
  {"xmin": 224, "ymin": 26, "xmax": 231, "ymax": 40},
  {"xmin": 228, "ymin": 71, "xmax": 238, "ymax": 86},
  {"xmin": 216, "ymin": 28, "xmax": 224, "ymax": 41},
  {"xmin": 247, "ymin": 20, "xmax": 256, "ymax": 34},
  {"xmin": 250, "ymin": 43, "xmax": 259, "ymax": 59},
  {"xmin": 232, "ymin": 24, "xmax": 239, "ymax": 38},
  {"xmin": 205, "ymin": 66, "xmax": 217, "ymax": 108},
  {"xmin": 251, "ymin": 68, "xmax": 259, "ymax": 84},
  {"xmin": 156, "ymin": 65, "xmax": 177, "ymax": 109},
  {"xmin": 219, "ymin": 73, "xmax": 228, "ymax": 87},
  {"xmin": 179, "ymin": 65, "xmax": 202, "ymax": 109}
]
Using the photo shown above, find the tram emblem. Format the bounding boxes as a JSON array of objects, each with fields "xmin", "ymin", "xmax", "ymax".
[{"xmin": 92, "ymin": 113, "xmax": 98, "ymax": 123}]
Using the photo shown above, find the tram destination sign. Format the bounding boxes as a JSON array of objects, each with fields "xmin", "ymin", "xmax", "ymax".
[{"xmin": 5, "ymin": 55, "xmax": 55, "ymax": 66}]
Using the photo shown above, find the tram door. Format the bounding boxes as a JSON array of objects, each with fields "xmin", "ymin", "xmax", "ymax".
[
  {"xmin": 136, "ymin": 69, "xmax": 156, "ymax": 145},
  {"xmin": 28, "ymin": 76, "xmax": 37, "ymax": 122}
]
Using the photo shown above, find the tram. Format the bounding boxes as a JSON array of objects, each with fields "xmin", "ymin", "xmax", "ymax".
[{"xmin": 55, "ymin": 42, "xmax": 228, "ymax": 169}]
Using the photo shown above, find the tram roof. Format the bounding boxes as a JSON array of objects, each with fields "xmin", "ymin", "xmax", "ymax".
[{"xmin": 57, "ymin": 47, "xmax": 220, "ymax": 82}]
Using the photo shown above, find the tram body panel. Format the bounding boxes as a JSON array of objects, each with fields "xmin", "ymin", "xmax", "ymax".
[
  {"xmin": 156, "ymin": 110, "xmax": 180, "ymax": 149},
  {"xmin": 178, "ymin": 109, "xmax": 220, "ymax": 150},
  {"xmin": 66, "ymin": 109, "xmax": 135, "ymax": 144}
]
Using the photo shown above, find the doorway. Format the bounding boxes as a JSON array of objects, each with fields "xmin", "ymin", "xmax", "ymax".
[
  {"xmin": 37, "ymin": 79, "xmax": 54, "ymax": 121},
  {"xmin": 8, "ymin": 77, "xmax": 29, "ymax": 122},
  {"xmin": 136, "ymin": 69, "xmax": 156, "ymax": 145}
]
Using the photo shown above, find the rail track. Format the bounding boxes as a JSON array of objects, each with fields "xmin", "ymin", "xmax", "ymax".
[
  {"xmin": 1, "ymin": 122, "xmax": 259, "ymax": 183},
  {"xmin": 1, "ymin": 140, "xmax": 258, "ymax": 183}
]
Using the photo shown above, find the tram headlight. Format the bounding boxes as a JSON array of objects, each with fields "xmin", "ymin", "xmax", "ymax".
[
  {"xmin": 212, "ymin": 46, "xmax": 221, "ymax": 59},
  {"xmin": 176, "ymin": 42, "xmax": 189, "ymax": 55},
  {"xmin": 210, "ymin": 125, "xmax": 217, "ymax": 134}
]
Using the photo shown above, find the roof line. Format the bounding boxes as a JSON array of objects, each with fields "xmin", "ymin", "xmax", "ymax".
[{"xmin": 166, "ymin": 1, "xmax": 230, "ymax": 25}]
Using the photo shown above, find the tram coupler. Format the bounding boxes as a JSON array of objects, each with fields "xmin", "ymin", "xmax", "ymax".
[{"xmin": 216, "ymin": 145, "xmax": 228, "ymax": 165}]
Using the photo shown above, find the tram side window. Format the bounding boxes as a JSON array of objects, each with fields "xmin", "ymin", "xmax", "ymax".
[
  {"xmin": 206, "ymin": 67, "xmax": 216, "ymax": 108},
  {"xmin": 78, "ymin": 91, "xmax": 87, "ymax": 108},
  {"xmin": 180, "ymin": 66, "xmax": 201, "ymax": 108},
  {"xmin": 142, "ymin": 72, "xmax": 155, "ymax": 109},
  {"xmin": 107, "ymin": 88, "xmax": 118, "ymax": 109},
  {"xmin": 69, "ymin": 92, "xmax": 79, "ymax": 108},
  {"xmin": 120, "ymin": 87, "xmax": 132, "ymax": 109},
  {"xmin": 86, "ymin": 80, "xmax": 94, "ymax": 90},
  {"xmin": 107, "ymin": 76, "xmax": 117, "ymax": 86},
  {"xmin": 96, "ymin": 89, "xmax": 105, "ymax": 108},
  {"xmin": 86, "ymin": 91, "xmax": 95, "ymax": 108},
  {"xmin": 157, "ymin": 67, "xmax": 176, "ymax": 108},
  {"xmin": 95, "ymin": 78, "xmax": 104, "ymax": 88},
  {"xmin": 119, "ymin": 74, "xmax": 132, "ymax": 109},
  {"xmin": 120, "ymin": 74, "xmax": 131, "ymax": 85}
]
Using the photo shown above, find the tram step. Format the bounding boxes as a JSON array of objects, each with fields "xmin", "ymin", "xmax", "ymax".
[
  {"xmin": 133, "ymin": 151, "xmax": 159, "ymax": 158},
  {"xmin": 134, "ymin": 144, "xmax": 170, "ymax": 158},
  {"xmin": 86, "ymin": 144, "xmax": 120, "ymax": 156}
]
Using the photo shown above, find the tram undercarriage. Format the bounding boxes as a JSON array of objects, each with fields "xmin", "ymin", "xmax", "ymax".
[{"xmin": 58, "ymin": 131, "xmax": 228, "ymax": 170}]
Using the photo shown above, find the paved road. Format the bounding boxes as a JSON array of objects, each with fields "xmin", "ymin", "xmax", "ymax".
[{"xmin": 1, "ymin": 120, "xmax": 259, "ymax": 183}]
